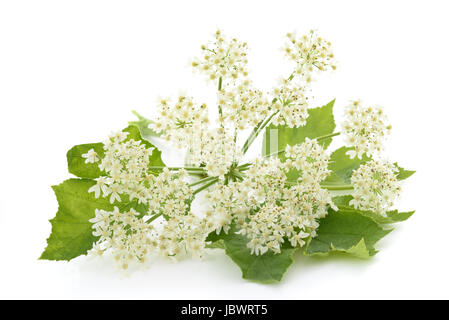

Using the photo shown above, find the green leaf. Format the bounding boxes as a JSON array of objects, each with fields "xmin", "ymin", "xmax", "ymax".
[
  {"xmin": 262, "ymin": 99, "xmax": 336, "ymax": 157},
  {"xmin": 129, "ymin": 110, "xmax": 162, "ymax": 140},
  {"xmin": 394, "ymin": 163, "xmax": 415, "ymax": 181},
  {"xmin": 209, "ymin": 227, "xmax": 297, "ymax": 283},
  {"xmin": 67, "ymin": 143, "xmax": 105, "ymax": 179},
  {"xmin": 67, "ymin": 125, "xmax": 165, "ymax": 179},
  {"xmin": 40, "ymin": 179, "xmax": 114, "ymax": 261},
  {"xmin": 305, "ymin": 208, "xmax": 392, "ymax": 258},
  {"xmin": 332, "ymin": 196, "xmax": 415, "ymax": 225},
  {"xmin": 323, "ymin": 147, "xmax": 370, "ymax": 186},
  {"xmin": 41, "ymin": 179, "xmax": 151, "ymax": 261}
]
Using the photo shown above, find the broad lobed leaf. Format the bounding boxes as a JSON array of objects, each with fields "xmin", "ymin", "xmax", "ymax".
[
  {"xmin": 207, "ymin": 226, "xmax": 297, "ymax": 283},
  {"xmin": 305, "ymin": 208, "xmax": 392, "ymax": 258},
  {"xmin": 40, "ymin": 179, "xmax": 114, "ymax": 261}
]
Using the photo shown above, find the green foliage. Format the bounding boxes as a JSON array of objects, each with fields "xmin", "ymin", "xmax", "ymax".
[
  {"xmin": 42, "ymin": 124, "xmax": 162, "ymax": 261},
  {"xmin": 40, "ymin": 179, "xmax": 113, "ymax": 261},
  {"xmin": 129, "ymin": 111, "xmax": 162, "ymax": 140},
  {"xmin": 395, "ymin": 163, "xmax": 415, "ymax": 181},
  {"xmin": 332, "ymin": 196, "xmax": 415, "ymax": 225},
  {"xmin": 305, "ymin": 208, "xmax": 392, "ymax": 258},
  {"xmin": 207, "ymin": 227, "xmax": 297, "ymax": 283},
  {"xmin": 262, "ymin": 99, "xmax": 336, "ymax": 157},
  {"xmin": 67, "ymin": 143, "xmax": 105, "ymax": 179},
  {"xmin": 67, "ymin": 125, "xmax": 164, "ymax": 180},
  {"xmin": 323, "ymin": 147, "xmax": 371, "ymax": 186}
]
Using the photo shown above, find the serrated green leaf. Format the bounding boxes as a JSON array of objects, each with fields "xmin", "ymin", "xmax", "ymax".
[
  {"xmin": 323, "ymin": 147, "xmax": 370, "ymax": 186},
  {"xmin": 129, "ymin": 111, "xmax": 162, "ymax": 139},
  {"xmin": 209, "ymin": 227, "xmax": 296, "ymax": 283},
  {"xmin": 394, "ymin": 163, "xmax": 415, "ymax": 181},
  {"xmin": 305, "ymin": 208, "xmax": 391, "ymax": 257},
  {"xmin": 332, "ymin": 196, "xmax": 415, "ymax": 225},
  {"xmin": 67, "ymin": 143, "xmax": 105, "ymax": 179},
  {"xmin": 262, "ymin": 99, "xmax": 336, "ymax": 157},
  {"xmin": 40, "ymin": 179, "xmax": 114, "ymax": 261},
  {"xmin": 41, "ymin": 179, "xmax": 151, "ymax": 261}
]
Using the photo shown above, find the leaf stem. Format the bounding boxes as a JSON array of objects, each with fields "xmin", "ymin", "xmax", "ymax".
[
  {"xmin": 148, "ymin": 166, "xmax": 206, "ymax": 172},
  {"xmin": 189, "ymin": 175, "xmax": 217, "ymax": 187},
  {"xmin": 146, "ymin": 213, "xmax": 162, "ymax": 224},
  {"xmin": 193, "ymin": 178, "xmax": 219, "ymax": 194},
  {"xmin": 242, "ymin": 110, "xmax": 279, "ymax": 155},
  {"xmin": 321, "ymin": 184, "xmax": 354, "ymax": 190}
]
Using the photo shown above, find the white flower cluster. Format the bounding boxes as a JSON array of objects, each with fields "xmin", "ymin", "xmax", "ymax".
[
  {"xmin": 271, "ymin": 79, "xmax": 309, "ymax": 128},
  {"xmin": 350, "ymin": 160, "xmax": 401, "ymax": 216},
  {"xmin": 187, "ymin": 127, "xmax": 241, "ymax": 179},
  {"xmin": 89, "ymin": 207, "xmax": 155, "ymax": 270},
  {"xmin": 342, "ymin": 100, "xmax": 392, "ymax": 159},
  {"xmin": 283, "ymin": 30, "xmax": 337, "ymax": 76},
  {"xmin": 271, "ymin": 30, "xmax": 336, "ymax": 128},
  {"xmin": 206, "ymin": 139, "xmax": 335, "ymax": 255},
  {"xmin": 85, "ymin": 131, "xmax": 192, "ymax": 217},
  {"xmin": 86, "ymin": 131, "xmax": 154, "ymax": 203},
  {"xmin": 238, "ymin": 152, "xmax": 335, "ymax": 255},
  {"xmin": 152, "ymin": 96, "xmax": 209, "ymax": 149},
  {"xmin": 192, "ymin": 29, "xmax": 248, "ymax": 84},
  {"xmin": 217, "ymin": 79, "xmax": 270, "ymax": 130},
  {"xmin": 284, "ymin": 138, "xmax": 331, "ymax": 183},
  {"xmin": 157, "ymin": 214, "xmax": 213, "ymax": 260}
]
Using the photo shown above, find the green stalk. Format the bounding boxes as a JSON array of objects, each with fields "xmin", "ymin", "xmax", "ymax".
[
  {"xmin": 242, "ymin": 110, "xmax": 279, "ymax": 155},
  {"xmin": 148, "ymin": 166, "xmax": 206, "ymax": 171},
  {"xmin": 193, "ymin": 178, "xmax": 219, "ymax": 194},
  {"xmin": 189, "ymin": 176, "xmax": 217, "ymax": 187},
  {"xmin": 146, "ymin": 213, "xmax": 162, "ymax": 224},
  {"xmin": 321, "ymin": 184, "xmax": 354, "ymax": 191}
]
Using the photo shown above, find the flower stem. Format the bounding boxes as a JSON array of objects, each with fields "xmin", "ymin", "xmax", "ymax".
[
  {"xmin": 316, "ymin": 132, "xmax": 340, "ymax": 141},
  {"xmin": 146, "ymin": 213, "xmax": 162, "ymax": 224},
  {"xmin": 189, "ymin": 175, "xmax": 217, "ymax": 187},
  {"xmin": 321, "ymin": 184, "xmax": 354, "ymax": 190},
  {"xmin": 193, "ymin": 178, "xmax": 219, "ymax": 194},
  {"xmin": 242, "ymin": 110, "xmax": 279, "ymax": 155},
  {"xmin": 148, "ymin": 166, "xmax": 205, "ymax": 172}
]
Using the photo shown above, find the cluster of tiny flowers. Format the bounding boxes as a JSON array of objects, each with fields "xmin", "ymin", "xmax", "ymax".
[
  {"xmin": 284, "ymin": 138, "xmax": 331, "ymax": 183},
  {"xmin": 191, "ymin": 29, "xmax": 248, "ymax": 84},
  {"xmin": 85, "ymin": 131, "xmax": 154, "ymax": 204},
  {"xmin": 217, "ymin": 79, "xmax": 270, "ymax": 130},
  {"xmin": 88, "ymin": 207, "xmax": 155, "ymax": 270},
  {"xmin": 188, "ymin": 127, "xmax": 242, "ymax": 179},
  {"xmin": 271, "ymin": 79, "xmax": 309, "ymax": 128},
  {"xmin": 145, "ymin": 168, "xmax": 193, "ymax": 218},
  {"xmin": 83, "ymin": 131, "xmax": 193, "ymax": 217},
  {"xmin": 270, "ymin": 31, "xmax": 336, "ymax": 128},
  {"xmin": 342, "ymin": 100, "xmax": 392, "ymax": 159},
  {"xmin": 152, "ymin": 96, "xmax": 209, "ymax": 149},
  {"xmin": 156, "ymin": 214, "xmax": 213, "ymax": 261},
  {"xmin": 234, "ymin": 153, "xmax": 335, "ymax": 255},
  {"xmin": 283, "ymin": 29, "xmax": 337, "ymax": 77},
  {"xmin": 350, "ymin": 160, "xmax": 401, "ymax": 216}
]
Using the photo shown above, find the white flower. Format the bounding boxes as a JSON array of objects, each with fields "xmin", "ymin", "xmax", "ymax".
[
  {"xmin": 89, "ymin": 206, "xmax": 156, "ymax": 269},
  {"xmin": 283, "ymin": 30, "xmax": 337, "ymax": 76},
  {"xmin": 191, "ymin": 29, "xmax": 248, "ymax": 84},
  {"xmin": 342, "ymin": 100, "xmax": 391, "ymax": 159},
  {"xmin": 82, "ymin": 148, "xmax": 99, "ymax": 163},
  {"xmin": 350, "ymin": 160, "xmax": 401, "ymax": 216}
]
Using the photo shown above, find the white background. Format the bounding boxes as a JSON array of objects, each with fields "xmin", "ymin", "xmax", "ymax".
[{"xmin": 1, "ymin": 0, "xmax": 448, "ymax": 299}]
